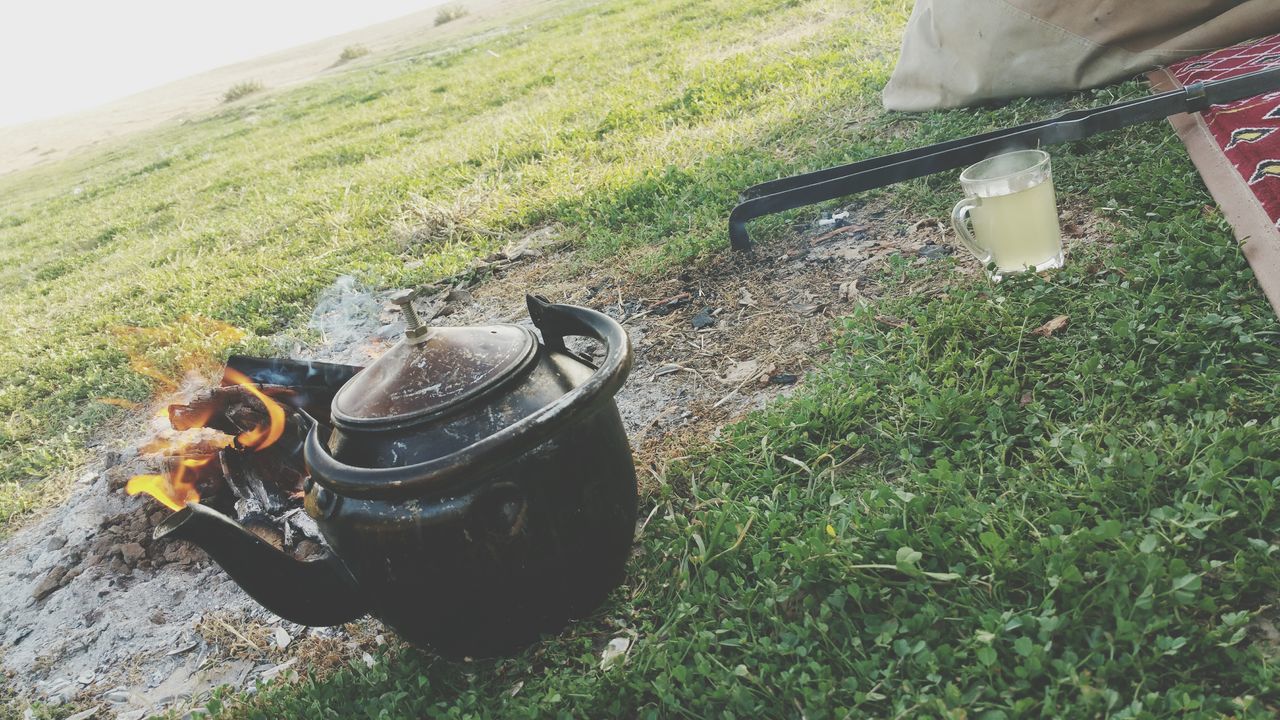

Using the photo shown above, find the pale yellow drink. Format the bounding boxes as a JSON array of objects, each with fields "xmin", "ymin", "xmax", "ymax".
[
  {"xmin": 969, "ymin": 178, "xmax": 1062, "ymax": 273},
  {"xmin": 952, "ymin": 149, "xmax": 1063, "ymax": 280}
]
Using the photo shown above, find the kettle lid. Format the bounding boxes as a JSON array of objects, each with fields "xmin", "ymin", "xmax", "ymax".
[{"xmin": 331, "ymin": 293, "xmax": 538, "ymax": 426}]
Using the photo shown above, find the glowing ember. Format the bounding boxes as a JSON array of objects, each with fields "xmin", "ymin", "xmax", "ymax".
[
  {"xmin": 224, "ymin": 368, "xmax": 287, "ymax": 451},
  {"xmin": 126, "ymin": 457, "xmax": 210, "ymax": 511}
]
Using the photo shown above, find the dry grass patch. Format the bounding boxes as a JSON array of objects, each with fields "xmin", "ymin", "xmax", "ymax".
[
  {"xmin": 336, "ymin": 45, "xmax": 370, "ymax": 65},
  {"xmin": 222, "ymin": 81, "xmax": 264, "ymax": 104},
  {"xmin": 435, "ymin": 3, "xmax": 469, "ymax": 26}
]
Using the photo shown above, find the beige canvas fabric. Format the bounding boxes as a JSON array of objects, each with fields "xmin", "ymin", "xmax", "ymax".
[{"xmin": 883, "ymin": 0, "xmax": 1280, "ymax": 111}]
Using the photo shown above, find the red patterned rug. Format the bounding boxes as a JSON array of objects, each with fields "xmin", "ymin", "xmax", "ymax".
[{"xmin": 1150, "ymin": 34, "xmax": 1280, "ymax": 316}]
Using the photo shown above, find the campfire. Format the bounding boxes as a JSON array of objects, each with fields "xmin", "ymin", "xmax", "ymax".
[{"xmin": 125, "ymin": 357, "xmax": 361, "ymax": 552}]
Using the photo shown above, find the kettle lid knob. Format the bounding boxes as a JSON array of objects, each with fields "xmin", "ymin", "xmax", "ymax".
[{"xmin": 390, "ymin": 290, "xmax": 429, "ymax": 342}]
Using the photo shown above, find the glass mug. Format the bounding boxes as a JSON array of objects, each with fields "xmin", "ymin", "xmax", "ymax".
[{"xmin": 951, "ymin": 149, "xmax": 1063, "ymax": 280}]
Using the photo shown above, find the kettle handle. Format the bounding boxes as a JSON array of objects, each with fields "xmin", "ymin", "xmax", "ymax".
[
  {"xmin": 306, "ymin": 297, "xmax": 633, "ymax": 500},
  {"xmin": 526, "ymin": 294, "xmax": 602, "ymax": 358}
]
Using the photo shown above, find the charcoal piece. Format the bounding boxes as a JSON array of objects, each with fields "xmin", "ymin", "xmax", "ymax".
[
  {"xmin": 240, "ymin": 512, "xmax": 285, "ymax": 551},
  {"xmin": 219, "ymin": 447, "xmax": 301, "ymax": 516},
  {"xmin": 278, "ymin": 508, "xmax": 319, "ymax": 548},
  {"xmin": 285, "ymin": 508, "xmax": 324, "ymax": 544},
  {"xmin": 691, "ymin": 308, "xmax": 717, "ymax": 329},
  {"xmin": 294, "ymin": 540, "xmax": 324, "ymax": 560},
  {"xmin": 168, "ymin": 384, "xmax": 294, "ymax": 434},
  {"xmin": 233, "ymin": 498, "xmax": 264, "ymax": 525}
]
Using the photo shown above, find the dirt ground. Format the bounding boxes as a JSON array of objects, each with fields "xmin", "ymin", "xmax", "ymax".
[
  {"xmin": 0, "ymin": 199, "xmax": 1107, "ymax": 717},
  {"xmin": 0, "ymin": 0, "xmax": 557, "ymax": 177}
]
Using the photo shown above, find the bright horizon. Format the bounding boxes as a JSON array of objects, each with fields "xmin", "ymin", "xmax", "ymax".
[{"xmin": 0, "ymin": 0, "xmax": 441, "ymax": 128}]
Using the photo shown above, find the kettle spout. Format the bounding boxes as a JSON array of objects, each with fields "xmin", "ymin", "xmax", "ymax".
[{"xmin": 155, "ymin": 503, "xmax": 366, "ymax": 627}]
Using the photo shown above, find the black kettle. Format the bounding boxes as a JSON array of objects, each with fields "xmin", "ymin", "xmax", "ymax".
[{"xmin": 156, "ymin": 295, "xmax": 637, "ymax": 656}]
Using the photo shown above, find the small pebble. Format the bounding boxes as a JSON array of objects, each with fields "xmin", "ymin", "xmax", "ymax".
[{"xmin": 918, "ymin": 244, "xmax": 951, "ymax": 261}]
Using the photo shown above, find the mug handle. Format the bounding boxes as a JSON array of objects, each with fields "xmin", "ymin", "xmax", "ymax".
[{"xmin": 951, "ymin": 196, "xmax": 992, "ymax": 266}]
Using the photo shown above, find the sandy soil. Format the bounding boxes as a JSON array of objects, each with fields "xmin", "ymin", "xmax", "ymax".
[{"xmin": 0, "ymin": 0, "xmax": 556, "ymax": 177}]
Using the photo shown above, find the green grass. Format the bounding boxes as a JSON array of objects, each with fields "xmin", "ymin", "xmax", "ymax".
[{"xmin": 6, "ymin": 0, "xmax": 1280, "ymax": 716}]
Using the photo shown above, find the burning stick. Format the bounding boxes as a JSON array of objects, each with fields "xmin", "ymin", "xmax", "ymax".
[
  {"xmin": 219, "ymin": 443, "xmax": 305, "ymax": 516},
  {"xmin": 167, "ymin": 382, "xmax": 294, "ymax": 437}
]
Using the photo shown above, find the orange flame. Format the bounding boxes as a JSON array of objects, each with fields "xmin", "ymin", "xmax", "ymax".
[
  {"xmin": 127, "ymin": 366, "xmax": 288, "ymax": 512},
  {"xmin": 126, "ymin": 457, "xmax": 210, "ymax": 511},
  {"xmin": 224, "ymin": 368, "xmax": 286, "ymax": 451}
]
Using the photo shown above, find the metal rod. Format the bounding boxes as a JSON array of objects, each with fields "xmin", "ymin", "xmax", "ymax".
[{"xmin": 728, "ymin": 65, "xmax": 1280, "ymax": 251}]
